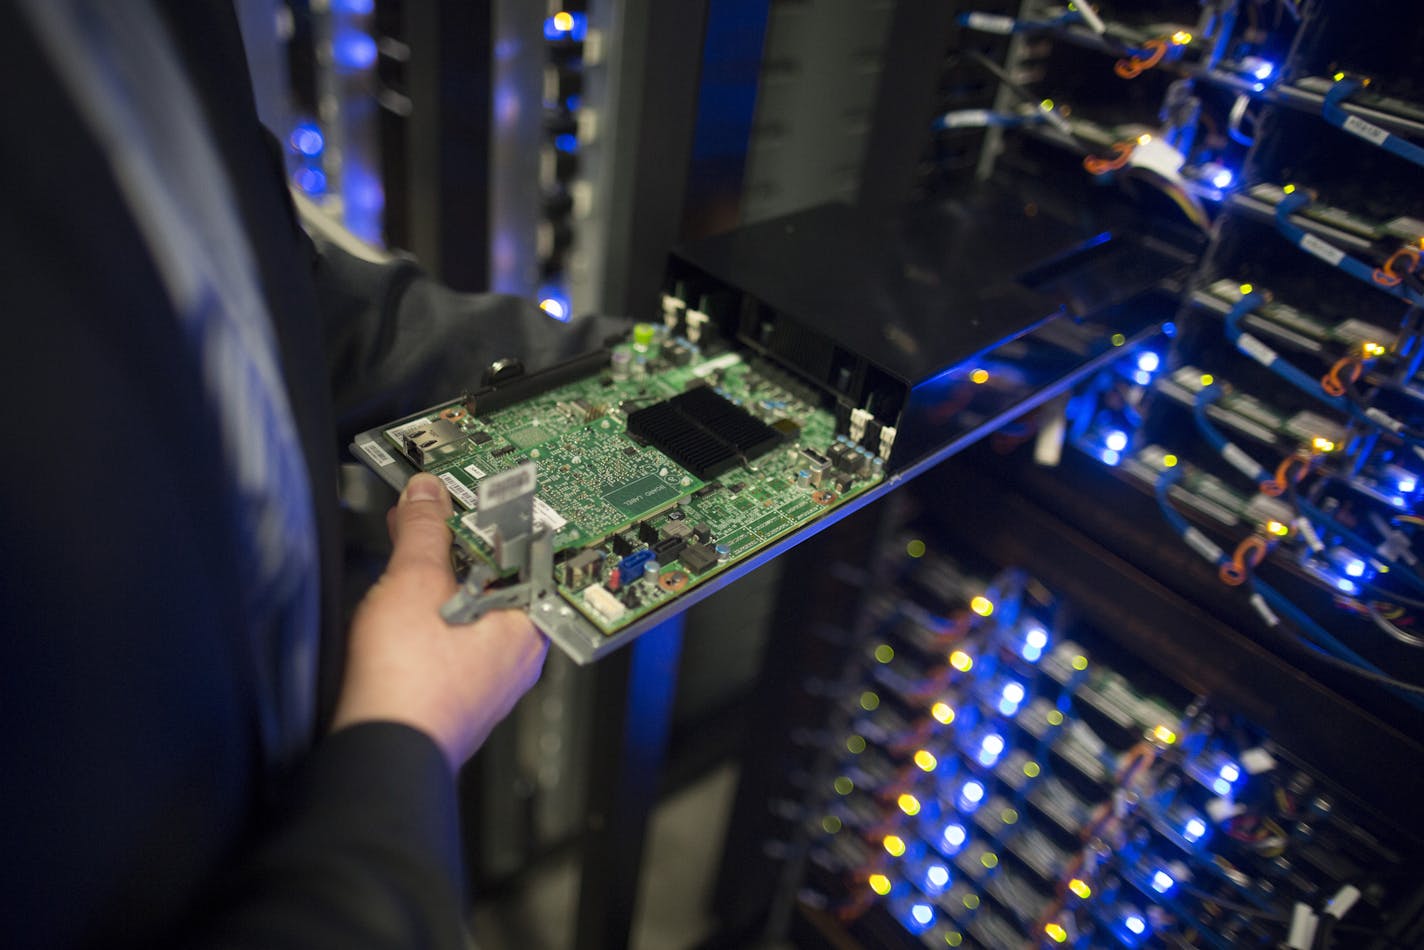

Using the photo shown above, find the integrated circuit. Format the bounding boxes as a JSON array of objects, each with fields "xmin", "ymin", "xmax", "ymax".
[{"xmin": 625, "ymin": 386, "xmax": 783, "ymax": 479}]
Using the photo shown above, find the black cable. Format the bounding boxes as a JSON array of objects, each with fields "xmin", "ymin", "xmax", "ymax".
[
  {"xmin": 1292, "ymin": 635, "xmax": 1424, "ymax": 695},
  {"xmin": 1180, "ymin": 884, "xmax": 1415, "ymax": 949}
]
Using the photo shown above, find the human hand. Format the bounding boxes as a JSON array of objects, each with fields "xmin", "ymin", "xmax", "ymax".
[{"xmin": 331, "ymin": 473, "xmax": 548, "ymax": 770}]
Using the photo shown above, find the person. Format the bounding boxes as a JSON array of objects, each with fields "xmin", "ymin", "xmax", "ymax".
[{"xmin": 0, "ymin": 1, "xmax": 612, "ymax": 947}]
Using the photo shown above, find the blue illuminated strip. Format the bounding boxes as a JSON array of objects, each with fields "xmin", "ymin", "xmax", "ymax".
[
  {"xmin": 1273, "ymin": 193, "xmax": 1422, "ymax": 305},
  {"xmin": 1323, "ymin": 78, "xmax": 1424, "ymax": 170}
]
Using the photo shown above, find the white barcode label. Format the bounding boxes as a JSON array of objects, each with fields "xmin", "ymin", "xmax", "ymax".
[
  {"xmin": 692, "ymin": 351, "xmax": 743, "ymax": 378},
  {"xmin": 478, "ymin": 463, "xmax": 537, "ymax": 509},
  {"xmin": 1236, "ymin": 333, "xmax": 1278, "ymax": 367},
  {"xmin": 359, "ymin": 440, "xmax": 394, "ymax": 466},
  {"xmin": 1222, "ymin": 443, "xmax": 1264, "ymax": 479},
  {"xmin": 464, "ymin": 463, "xmax": 488, "ymax": 480},
  {"xmin": 1183, "ymin": 527, "xmax": 1224, "ymax": 564},
  {"xmin": 1300, "ymin": 233, "xmax": 1346, "ymax": 266},
  {"xmin": 941, "ymin": 109, "xmax": 993, "ymax": 128},
  {"xmin": 1343, "ymin": 115, "xmax": 1389, "ymax": 145},
  {"xmin": 438, "ymin": 472, "xmax": 478, "ymax": 509},
  {"xmin": 1249, "ymin": 593, "xmax": 1280, "ymax": 626},
  {"xmin": 1366, "ymin": 407, "xmax": 1405, "ymax": 432},
  {"xmin": 965, "ymin": 12, "xmax": 1015, "ymax": 33}
]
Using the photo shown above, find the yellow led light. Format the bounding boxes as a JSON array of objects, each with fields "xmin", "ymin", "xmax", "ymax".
[
  {"xmin": 1000, "ymin": 808, "xmax": 1019, "ymax": 825},
  {"xmin": 1047, "ymin": 710, "xmax": 1065, "ymax": 726},
  {"xmin": 552, "ymin": 11, "xmax": 575, "ymax": 31},
  {"xmin": 1267, "ymin": 519, "xmax": 1289, "ymax": 537},
  {"xmin": 1111, "ymin": 332, "xmax": 1127, "ymax": 346},
  {"xmin": 1172, "ymin": 30, "xmax": 1192, "ymax": 45},
  {"xmin": 980, "ymin": 852, "xmax": 999, "ymax": 869},
  {"xmin": 1023, "ymin": 760, "xmax": 1042, "ymax": 778},
  {"xmin": 898, "ymin": 793, "xmax": 922, "ymax": 816},
  {"xmin": 834, "ymin": 776, "xmax": 854, "ymax": 796},
  {"xmin": 970, "ymin": 368, "xmax": 990, "ymax": 385},
  {"xmin": 1239, "ymin": 283, "xmax": 1254, "ymax": 295},
  {"xmin": 970, "ymin": 595, "xmax": 995, "ymax": 617},
  {"xmin": 1200, "ymin": 373, "xmax": 1215, "ymax": 386},
  {"xmin": 1313, "ymin": 436, "xmax": 1336, "ymax": 453},
  {"xmin": 883, "ymin": 834, "xmax": 906, "ymax": 857},
  {"xmin": 1069, "ymin": 878, "xmax": 1093, "ymax": 899},
  {"xmin": 1333, "ymin": 71, "xmax": 1347, "ymax": 82},
  {"xmin": 931, "ymin": 702, "xmax": 956, "ymax": 725},
  {"xmin": 944, "ymin": 932, "xmax": 964, "ymax": 947},
  {"xmin": 1041, "ymin": 98, "xmax": 1055, "ymax": 110},
  {"xmin": 1046, "ymin": 923, "xmax": 1069, "ymax": 943},
  {"xmin": 963, "ymin": 894, "xmax": 981, "ymax": 910},
  {"xmin": 1363, "ymin": 341, "xmax": 1387, "ymax": 358},
  {"xmin": 906, "ymin": 539, "xmax": 927, "ymax": 558},
  {"xmin": 949, "ymin": 650, "xmax": 974, "ymax": 672},
  {"xmin": 1154, "ymin": 724, "xmax": 1178, "ymax": 744},
  {"xmin": 1071, "ymin": 654, "xmax": 1089, "ymax": 671},
  {"xmin": 868, "ymin": 872, "xmax": 892, "ymax": 896},
  {"xmin": 860, "ymin": 691, "xmax": 880, "ymax": 711},
  {"xmin": 1163, "ymin": 453, "xmax": 1179, "ymax": 468},
  {"xmin": 846, "ymin": 734, "xmax": 867, "ymax": 754},
  {"xmin": 822, "ymin": 815, "xmax": 843, "ymax": 834},
  {"xmin": 914, "ymin": 749, "xmax": 939, "ymax": 772},
  {"xmin": 874, "ymin": 644, "xmax": 895, "ymax": 664},
  {"xmin": 1283, "ymin": 183, "xmax": 1297, "ymax": 194},
  {"xmin": 539, "ymin": 298, "xmax": 567, "ymax": 319}
]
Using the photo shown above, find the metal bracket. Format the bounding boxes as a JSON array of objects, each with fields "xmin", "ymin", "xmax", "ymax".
[{"xmin": 440, "ymin": 525, "xmax": 555, "ymax": 623}]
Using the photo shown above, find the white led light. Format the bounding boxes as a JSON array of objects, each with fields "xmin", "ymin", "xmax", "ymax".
[
  {"xmin": 942, "ymin": 823, "xmax": 967, "ymax": 849},
  {"xmin": 1125, "ymin": 915, "xmax": 1146, "ymax": 935},
  {"xmin": 1106, "ymin": 429, "xmax": 1129, "ymax": 452},
  {"xmin": 1137, "ymin": 352, "xmax": 1161, "ymax": 373},
  {"xmin": 1184, "ymin": 818, "xmax": 1207, "ymax": 841},
  {"xmin": 1026, "ymin": 627, "xmax": 1049, "ymax": 649},
  {"xmin": 1152, "ymin": 870, "xmax": 1175, "ymax": 893},
  {"xmin": 911, "ymin": 903, "xmax": 934, "ymax": 926},
  {"xmin": 961, "ymin": 781, "xmax": 985, "ymax": 804},
  {"xmin": 927, "ymin": 864, "xmax": 950, "ymax": 889},
  {"xmin": 981, "ymin": 734, "xmax": 1006, "ymax": 756},
  {"xmin": 1219, "ymin": 763, "xmax": 1241, "ymax": 783}
]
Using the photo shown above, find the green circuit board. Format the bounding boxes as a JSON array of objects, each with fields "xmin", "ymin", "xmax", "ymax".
[{"xmin": 374, "ymin": 336, "xmax": 886, "ymax": 634}]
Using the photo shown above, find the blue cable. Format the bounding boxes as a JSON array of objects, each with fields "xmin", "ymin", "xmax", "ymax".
[
  {"xmin": 1322, "ymin": 78, "xmax": 1424, "ymax": 171},
  {"xmin": 1273, "ymin": 192, "xmax": 1422, "ymax": 306},
  {"xmin": 1191, "ymin": 388, "xmax": 1273, "ymax": 484},
  {"xmin": 1221, "ymin": 295, "xmax": 1351, "ymax": 410},
  {"xmin": 1155, "ymin": 469, "xmax": 1424, "ymax": 708}
]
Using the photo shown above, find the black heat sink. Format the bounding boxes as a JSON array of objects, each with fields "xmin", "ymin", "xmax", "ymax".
[{"xmin": 625, "ymin": 386, "xmax": 783, "ymax": 480}]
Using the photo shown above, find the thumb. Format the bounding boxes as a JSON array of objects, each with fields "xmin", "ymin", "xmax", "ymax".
[{"xmin": 386, "ymin": 473, "xmax": 456, "ymax": 580}]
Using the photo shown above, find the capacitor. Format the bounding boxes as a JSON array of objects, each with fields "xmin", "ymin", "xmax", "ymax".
[
  {"xmin": 714, "ymin": 543, "xmax": 730, "ymax": 559},
  {"xmin": 644, "ymin": 560, "xmax": 662, "ymax": 581},
  {"xmin": 610, "ymin": 349, "xmax": 631, "ymax": 380},
  {"xmin": 632, "ymin": 322, "xmax": 656, "ymax": 351},
  {"xmin": 796, "ymin": 469, "xmax": 812, "ymax": 487}
]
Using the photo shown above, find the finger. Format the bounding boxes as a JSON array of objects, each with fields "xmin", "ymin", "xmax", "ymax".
[{"xmin": 385, "ymin": 473, "xmax": 456, "ymax": 579}]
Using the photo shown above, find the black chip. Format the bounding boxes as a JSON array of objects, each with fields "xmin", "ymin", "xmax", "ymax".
[
  {"xmin": 623, "ymin": 445, "xmax": 639, "ymax": 456},
  {"xmin": 679, "ymin": 542, "xmax": 718, "ymax": 574},
  {"xmin": 492, "ymin": 444, "xmax": 515, "ymax": 457},
  {"xmin": 470, "ymin": 430, "xmax": 493, "ymax": 444},
  {"xmin": 624, "ymin": 386, "xmax": 783, "ymax": 480}
]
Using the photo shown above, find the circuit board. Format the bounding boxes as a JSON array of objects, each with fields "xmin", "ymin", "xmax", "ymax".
[{"xmin": 362, "ymin": 333, "xmax": 886, "ymax": 634}]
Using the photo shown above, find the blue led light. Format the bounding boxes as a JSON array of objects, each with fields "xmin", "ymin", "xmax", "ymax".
[
  {"xmin": 1344, "ymin": 556, "xmax": 1366, "ymax": 578},
  {"xmin": 925, "ymin": 864, "xmax": 950, "ymax": 891},
  {"xmin": 1253, "ymin": 61, "xmax": 1275, "ymax": 80},
  {"xmin": 912, "ymin": 903, "xmax": 934, "ymax": 926},
  {"xmin": 1133, "ymin": 369, "xmax": 1152, "ymax": 385},
  {"xmin": 289, "ymin": 122, "xmax": 325, "ymax": 157},
  {"xmin": 1151, "ymin": 870, "xmax": 1175, "ymax": 893},
  {"xmin": 1401, "ymin": 476, "xmax": 1419, "ymax": 493},
  {"xmin": 1100, "ymin": 448, "xmax": 1122, "ymax": 466},
  {"xmin": 960, "ymin": 780, "xmax": 985, "ymax": 806},
  {"xmin": 555, "ymin": 133, "xmax": 579, "ymax": 153},
  {"xmin": 1105, "ymin": 430, "xmax": 1129, "ymax": 453},
  {"xmin": 565, "ymin": 94, "xmax": 581, "ymax": 110},
  {"xmin": 537, "ymin": 284, "xmax": 572, "ymax": 322},
  {"xmin": 333, "ymin": 29, "xmax": 378, "ymax": 71},
  {"xmin": 1183, "ymin": 817, "xmax": 1207, "ymax": 842},
  {"xmin": 1336, "ymin": 577, "xmax": 1358, "ymax": 594},
  {"xmin": 1021, "ymin": 644, "xmax": 1043, "ymax": 662},
  {"xmin": 1136, "ymin": 351, "xmax": 1161, "ymax": 373},
  {"xmin": 1162, "ymin": 321, "xmax": 1177, "ymax": 337},
  {"xmin": 294, "ymin": 167, "xmax": 326, "ymax": 195},
  {"xmin": 941, "ymin": 823, "xmax": 967, "ymax": 851},
  {"xmin": 977, "ymin": 734, "xmax": 1005, "ymax": 765},
  {"xmin": 1218, "ymin": 763, "xmax": 1240, "ymax": 783},
  {"xmin": 332, "ymin": 0, "xmax": 375, "ymax": 12},
  {"xmin": 1212, "ymin": 777, "xmax": 1232, "ymax": 796},
  {"xmin": 1125, "ymin": 915, "xmax": 1147, "ymax": 935},
  {"xmin": 1001, "ymin": 682, "xmax": 1025, "ymax": 705},
  {"xmin": 1025, "ymin": 626, "xmax": 1049, "ymax": 650},
  {"xmin": 1212, "ymin": 168, "xmax": 1235, "ymax": 189}
]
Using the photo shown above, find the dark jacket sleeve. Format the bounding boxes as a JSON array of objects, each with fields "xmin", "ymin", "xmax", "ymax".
[
  {"xmin": 309, "ymin": 238, "xmax": 628, "ymax": 446},
  {"xmin": 187, "ymin": 723, "xmax": 467, "ymax": 950}
]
